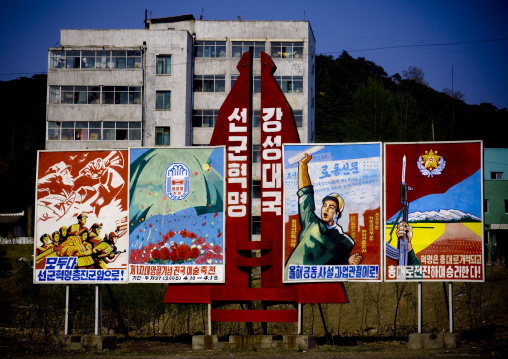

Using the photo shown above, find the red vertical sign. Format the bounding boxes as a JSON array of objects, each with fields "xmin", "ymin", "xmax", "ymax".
[
  {"xmin": 210, "ymin": 51, "xmax": 252, "ymax": 286},
  {"xmin": 260, "ymin": 52, "xmax": 300, "ymax": 287}
]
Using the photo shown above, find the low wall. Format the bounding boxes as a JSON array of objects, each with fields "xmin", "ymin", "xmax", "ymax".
[{"xmin": 192, "ymin": 335, "xmax": 316, "ymax": 351}]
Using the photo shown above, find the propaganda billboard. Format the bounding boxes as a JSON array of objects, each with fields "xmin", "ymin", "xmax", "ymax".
[
  {"xmin": 283, "ymin": 143, "xmax": 382, "ymax": 282},
  {"xmin": 34, "ymin": 150, "xmax": 129, "ymax": 284},
  {"xmin": 128, "ymin": 147, "xmax": 225, "ymax": 283},
  {"xmin": 384, "ymin": 141, "xmax": 484, "ymax": 281}
]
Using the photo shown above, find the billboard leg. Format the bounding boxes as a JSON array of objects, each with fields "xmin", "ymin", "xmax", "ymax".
[
  {"xmin": 297, "ymin": 303, "xmax": 303, "ymax": 335},
  {"xmin": 65, "ymin": 285, "xmax": 72, "ymax": 335},
  {"xmin": 418, "ymin": 282, "xmax": 422, "ymax": 333},
  {"xmin": 448, "ymin": 282, "xmax": 454, "ymax": 333},
  {"xmin": 208, "ymin": 303, "xmax": 212, "ymax": 335},
  {"xmin": 95, "ymin": 285, "xmax": 102, "ymax": 336}
]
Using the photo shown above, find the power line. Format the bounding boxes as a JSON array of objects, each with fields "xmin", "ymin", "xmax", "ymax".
[
  {"xmin": 0, "ymin": 71, "xmax": 47, "ymax": 77},
  {"xmin": 3, "ymin": 37, "xmax": 506, "ymax": 77},
  {"xmin": 321, "ymin": 37, "xmax": 508, "ymax": 54}
]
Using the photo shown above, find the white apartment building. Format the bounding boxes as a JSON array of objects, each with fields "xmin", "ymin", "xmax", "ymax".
[{"xmin": 45, "ymin": 14, "xmax": 316, "ymax": 235}]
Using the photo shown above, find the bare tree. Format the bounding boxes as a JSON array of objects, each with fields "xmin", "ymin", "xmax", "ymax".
[
  {"xmin": 443, "ymin": 87, "xmax": 465, "ymax": 100},
  {"xmin": 402, "ymin": 66, "xmax": 428, "ymax": 86},
  {"xmin": 392, "ymin": 282, "xmax": 408, "ymax": 336}
]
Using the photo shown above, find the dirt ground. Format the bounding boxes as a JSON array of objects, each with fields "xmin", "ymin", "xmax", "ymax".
[{"xmin": 1, "ymin": 330, "xmax": 507, "ymax": 359}]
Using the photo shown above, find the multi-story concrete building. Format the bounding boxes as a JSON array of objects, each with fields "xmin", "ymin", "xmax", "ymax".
[
  {"xmin": 45, "ymin": 14, "xmax": 316, "ymax": 238},
  {"xmin": 484, "ymin": 148, "xmax": 508, "ymax": 264}
]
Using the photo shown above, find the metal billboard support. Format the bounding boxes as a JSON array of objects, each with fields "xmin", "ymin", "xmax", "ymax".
[
  {"xmin": 298, "ymin": 303, "xmax": 303, "ymax": 335},
  {"xmin": 208, "ymin": 303, "xmax": 212, "ymax": 335},
  {"xmin": 418, "ymin": 281, "xmax": 422, "ymax": 333},
  {"xmin": 448, "ymin": 282, "xmax": 454, "ymax": 333},
  {"xmin": 65, "ymin": 285, "xmax": 72, "ymax": 335},
  {"xmin": 95, "ymin": 285, "xmax": 102, "ymax": 336}
]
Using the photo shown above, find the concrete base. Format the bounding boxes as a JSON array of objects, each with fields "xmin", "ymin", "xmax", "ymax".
[
  {"xmin": 192, "ymin": 335, "xmax": 316, "ymax": 351},
  {"xmin": 283, "ymin": 335, "xmax": 317, "ymax": 350},
  {"xmin": 57, "ymin": 335, "xmax": 83, "ymax": 351},
  {"xmin": 408, "ymin": 333, "xmax": 461, "ymax": 350},
  {"xmin": 192, "ymin": 335, "xmax": 218, "ymax": 350},
  {"xmin": 57, "ymin": 335, "xmax": 117, "ymax": 352}
]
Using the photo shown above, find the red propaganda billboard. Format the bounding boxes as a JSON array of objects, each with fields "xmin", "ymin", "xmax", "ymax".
[
  {"xmin": 384, "ymin": 141, "xmax": 484, "ymax": 282},
  {"xmin": 34, "ymin": 150, "xmax": 129, "ymax": 284}
]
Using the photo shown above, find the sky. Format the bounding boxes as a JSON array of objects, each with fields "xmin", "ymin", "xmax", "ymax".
[{"xmin": 1, "ymin": 0, "xmax": 507, "ymax": 109}]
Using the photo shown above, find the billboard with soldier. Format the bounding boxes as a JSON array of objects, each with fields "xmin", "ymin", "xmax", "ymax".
[
  {"xmin": 34, "ymin": 150, "xmax": 129, "ymax": 283},
  {"xmin": 384, "ymin": 141, "xmax": 484, "ymax": 281}
]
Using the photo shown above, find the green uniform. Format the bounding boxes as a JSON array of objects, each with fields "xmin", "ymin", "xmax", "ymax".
[{"xmin": 286, "ymin": 185, "xmax": 355, "ymax": 267}]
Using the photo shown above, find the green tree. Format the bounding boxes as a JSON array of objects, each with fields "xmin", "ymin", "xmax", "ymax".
[
  {"xmin": 315, "ymin": 51, "xmax": 388, "ymax": 143},
  {"xmin": 342, "ymin": 78, "xmax": 399, "ymax": 142}
]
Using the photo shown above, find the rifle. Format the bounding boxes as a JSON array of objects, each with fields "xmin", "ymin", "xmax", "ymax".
[
  {"xmin": 399, "ymin": 155, "xmax": 411, "ymax": 266},
  {"xmin": 95, "ymin": 249, "xmax": 126, "ymax": 260},
  {"xmin": 97, "ymin": 249, "xmax": 127, "ymax": 259}
]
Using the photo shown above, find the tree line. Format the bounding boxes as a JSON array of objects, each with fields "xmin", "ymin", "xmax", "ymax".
[
  {"xmin": 1, "ymin": 54, "xmax": 507, "ymax": 212},
  {"xmin": 315, "ymin": 51, "xmax": 507, "ymax": 146}
]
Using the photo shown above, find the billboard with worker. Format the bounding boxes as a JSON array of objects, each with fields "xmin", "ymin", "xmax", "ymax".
[
  {"xmin": 34, "ymin": 150, "xmax": 129, "ymax": 284},
  {"xmin": 384, "ymin": 141, "xmax": 484, "ymax": 281},
  {"xmin": 128, "ymin": 147, "xmax": 225, "ymax": 283},
  {"xmin": 283, "ymin": 143, "xmax": 382, "ymax": 282}
]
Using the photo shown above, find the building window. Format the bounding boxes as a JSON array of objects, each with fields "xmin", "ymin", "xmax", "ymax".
[
  {"xmin": 194, "ymin": 75, "xmax": 225, "ymax": 92},
  {"xmin": 270, "ymin": 42, "xmax": 304, "ymax": 59},
  {"xmin": 102, "ymin": 86, "xmax": 141, "ymax": 105},
  {"xmin": 491, "ymin": 172, "xmax": 504, "ymax": 179},
  {"xmin": 50, "ymin": 50, "xmax": 66, "ymax": 68},
  {"xmin": 252, "ymin": 180, "xmax": 261, "ymax": 199},
  {"xmin": 49, "ymin": 86, "xmax": 141, "ymax": 105},
  {"xmin": 293, "ymin": 110, "xmax": 303, "ymax": 127},
  {"xmin": 231, "ymin": 75, "xmax": 261, "ymax": 92},
  {"xmin": 103, "ymin": 122, "xmax": 141, "ymax": 140},
  {"xmin": 193, "ymin": 110, "xmax": 219, "ymax": 127},
  {"xmin": 127, "ymin": 122, "xmax": 142, "ymax": 141},
  {"xmin": 253, "ymin": 76, "xmax": 261, "ymax": 93},
  {"xmin": 194, "ymin": 41, "xmax": 226, "ymax": 58},
  {"xmin": 50, "ymin": 50, "xmax": 141, "ymax": 69},
  {"xmin": 253, "ymin": 110, "xmax": 261, "ymax": 127},
  {"xmin": 156, "ymin": 55, "xmax": 171, "ymax": 75},
  {"xmin": 484, "ymin": 199, "xmax": 489, "ymax": 213},
  {"xmin": 274, "ymin": 76, "xmax": 304, "ymax": 93},
  {"xmin": 156, "ymin": 127, "xmax": 170, "ymax": 145},
  {"xmin": 252, "ymin": 216, "xmax": 261, "ymax": 235},
  {"xmin": 232, "ymin": 41, "xmax": 265, "ymax": 58},
  {"xmin": 252, "ymin": 145, "xmax": 261, "ymax": 163},
  {"xmin": 48, "ymin": 121, "xmax": 141, "ymax": 141},
  {"xmin": 156, "ymin": 91, "xmax": 171, "ymax": 110}
]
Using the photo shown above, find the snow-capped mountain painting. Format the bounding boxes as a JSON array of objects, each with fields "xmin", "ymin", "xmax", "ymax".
[{"xmin": 389, "ymin": 209, "xmax": 480, "ymax": 223}]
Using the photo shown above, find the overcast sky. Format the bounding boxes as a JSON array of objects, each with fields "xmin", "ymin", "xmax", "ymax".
[{"xmin": 1, "ymin": 0, "xmax": 507, "ymax": 109}]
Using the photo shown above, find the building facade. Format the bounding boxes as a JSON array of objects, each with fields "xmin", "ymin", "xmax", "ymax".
[
  {"xmin": 484, "ymin": 148, "xmax": 508, "ymax": 264},
  {"xmin": 45, "ymin": 14, "xmax": 316, "ymax": 239}
]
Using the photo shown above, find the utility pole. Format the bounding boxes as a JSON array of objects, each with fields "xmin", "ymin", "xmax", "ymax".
[{"xmin": 451, "ymin": 66, "xmax": 455, "ymax": 139}]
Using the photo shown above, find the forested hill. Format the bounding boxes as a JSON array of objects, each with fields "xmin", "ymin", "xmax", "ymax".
[
  {"xmin": 1, "ymin": 54, "xmax": 506, "ymax": 212},
  {"xmin": 315, "ymin": 51, "xmax": 507, "ymax": 147}
]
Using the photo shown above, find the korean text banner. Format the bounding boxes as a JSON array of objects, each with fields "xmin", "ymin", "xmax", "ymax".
[
  {"xmin": 384, "ymin": 141, "xmax": 483, "ymax": 282},
  {"xmin": 128, "ymin": 147, "xmax": 225, "ymax": 283},
  {"xmin": 35, "ymin": 150, "xmax": 129, "ymax": 284},
  {"xmin": 283, "ymin": 143, "xmax": 382, "ymax": 282}
]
